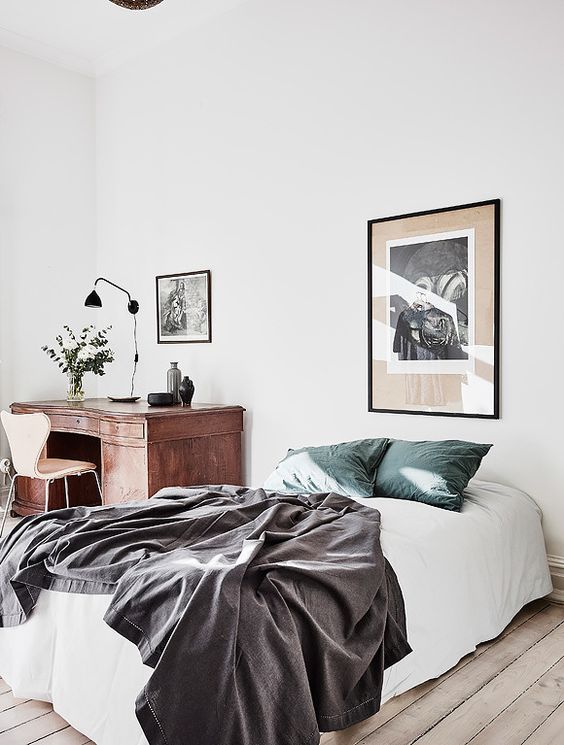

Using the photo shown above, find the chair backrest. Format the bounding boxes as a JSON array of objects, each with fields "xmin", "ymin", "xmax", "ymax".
[{"xmin": 0, "ymin": 411, "xmax": 51, "ymax": 478}]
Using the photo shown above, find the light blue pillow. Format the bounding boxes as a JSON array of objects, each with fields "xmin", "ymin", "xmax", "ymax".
[{"xmin": 264, "ymin": 439, "xmax": 390, "ymax": 498}]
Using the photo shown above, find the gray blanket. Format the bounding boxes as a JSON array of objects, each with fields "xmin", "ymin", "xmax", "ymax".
[{"xmin": 0, "ymin": 486, "xmax": 411, "ymax": 745}]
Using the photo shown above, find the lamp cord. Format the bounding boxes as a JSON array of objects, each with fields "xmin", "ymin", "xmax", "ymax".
[{"xmin": 130, "ymin": 314, "xmax": 139, "ymax": 397}]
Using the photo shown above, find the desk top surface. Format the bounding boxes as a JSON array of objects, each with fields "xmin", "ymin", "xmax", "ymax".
[{"xmin": 12, "ymin": 399, "xmax": 245, "ymax": 418}]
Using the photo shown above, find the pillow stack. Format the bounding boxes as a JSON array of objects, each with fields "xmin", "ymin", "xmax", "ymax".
[{"xmin": 264, "ymin": 438, "xmax": 492, "ymax": 511}]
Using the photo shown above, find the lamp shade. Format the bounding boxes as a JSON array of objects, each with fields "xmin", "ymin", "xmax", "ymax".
[{"xmin": 85, "ymin": 289, "xmax": 102, "ymax": 308}]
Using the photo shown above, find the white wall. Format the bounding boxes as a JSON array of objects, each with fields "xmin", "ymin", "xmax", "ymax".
[
  {"xmin": 0, "ymin": 45, "xmax": 97, "ymax": 454},
  {"xmin": 1, "ymin": 1, "xmax": 556, "ymax": 558},
  {"xmin": 96, "ymin": 0, "xmax": 564, "ymax": 559}
]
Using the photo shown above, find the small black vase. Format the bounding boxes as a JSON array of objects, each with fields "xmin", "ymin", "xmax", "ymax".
[{"xmin": 179, "ymin": 376, "xmax": 195, "ymax": 406}]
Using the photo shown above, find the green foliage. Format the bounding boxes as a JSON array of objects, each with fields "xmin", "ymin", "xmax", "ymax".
[{"xmin": 42, "ymin": 325, "xmax": 115, "ymax": 378}]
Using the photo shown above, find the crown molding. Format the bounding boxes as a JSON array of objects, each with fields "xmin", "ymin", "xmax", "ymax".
[
  {"xmin": 0, "ymin": 0, "xmax": 250, "ymax": 78},
  {"xmin": 0, "ymin": 26, "xmax": 95, "ymax": 77}
]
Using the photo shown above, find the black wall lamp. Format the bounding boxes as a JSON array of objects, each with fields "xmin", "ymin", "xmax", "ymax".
[{"xmin": 85, "ymin": 277, "xmax": 140, "ymax": 403}]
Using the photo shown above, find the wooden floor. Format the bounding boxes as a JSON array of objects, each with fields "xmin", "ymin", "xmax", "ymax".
[
  {"xmin": 323, "ymin": 598, "xmax": 564, "ymax": 745},
  {"xmin": 0, "ymin": 600, "xmax": 562, "ymax": 745},
  {"xmin": 0, "ymin": 681, "xmax": 91, "ymax": 745}
]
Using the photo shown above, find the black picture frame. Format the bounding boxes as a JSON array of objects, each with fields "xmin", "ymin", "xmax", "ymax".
[
  {"xmin": 156, "ymin": 270, "xmax": 212, "ymax": 344},
  {"xmin": 367, "ymin": 199, "xmax": 500, "ymax": 418}
]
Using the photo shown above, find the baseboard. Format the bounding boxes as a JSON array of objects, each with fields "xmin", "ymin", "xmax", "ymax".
[{"xmin": 548, "ymin": 554, "xmax": 564, "ymax": 604}]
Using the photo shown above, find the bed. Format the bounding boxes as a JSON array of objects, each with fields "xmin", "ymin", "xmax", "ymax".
[{"xmin": 0, "ymin": 479, "xmax": 552, "ymax": 745}]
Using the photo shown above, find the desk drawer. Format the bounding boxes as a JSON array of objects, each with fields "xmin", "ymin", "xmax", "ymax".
[
  {"xmin": 49, "ymin": 413, "xmax": 99, "ymax": 435},
  {"xmin": 100, "ymin": 419, "xmax": 145, "ymax": 440}
]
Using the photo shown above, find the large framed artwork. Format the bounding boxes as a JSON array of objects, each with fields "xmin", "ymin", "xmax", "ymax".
[
  {"xmin": 156, "ymin": 270, "xmax": 212, "ymax": 344},
  {"xmin": 368, "ymin": 200, "xmax": 500, "ymax": 418}
]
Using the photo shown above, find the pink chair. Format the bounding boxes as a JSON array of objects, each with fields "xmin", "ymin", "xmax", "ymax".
[{"xmin": 0, "ymin": 411, "xmax": 102, "ymax": 537}]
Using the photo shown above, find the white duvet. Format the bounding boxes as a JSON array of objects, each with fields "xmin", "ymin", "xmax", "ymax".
[{"xmin": 0, "ymin": 480, "xmax": 552, "ymax": 745}]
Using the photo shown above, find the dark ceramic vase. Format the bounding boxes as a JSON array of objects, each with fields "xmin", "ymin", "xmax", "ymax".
[{"xmin": 179, "ymin": 376, "xmax": 195, "ymax": 406}]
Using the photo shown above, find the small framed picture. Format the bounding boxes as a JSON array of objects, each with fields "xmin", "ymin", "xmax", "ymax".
[
  {"xmin": 368, "ymin": 200, "xmax": 500, "ymax": 418},
  {"xmin": 156, "ymin": 270, "xmax": 212, "ymax": 344}
]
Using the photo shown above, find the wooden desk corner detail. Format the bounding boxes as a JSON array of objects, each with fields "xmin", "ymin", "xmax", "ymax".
[{"xmin": 10, "ymin": 399, "xmax": 245, "ymax": 515}]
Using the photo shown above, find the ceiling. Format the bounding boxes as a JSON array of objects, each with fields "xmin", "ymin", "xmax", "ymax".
[{"xmin": 0, "ymin": 0, "xmax": 248, "ymax": 77}]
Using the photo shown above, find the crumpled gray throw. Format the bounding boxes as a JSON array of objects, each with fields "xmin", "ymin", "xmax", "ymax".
[{"xmin": 0, "ymin": 485, "xmax": 411, "ymax": 745}]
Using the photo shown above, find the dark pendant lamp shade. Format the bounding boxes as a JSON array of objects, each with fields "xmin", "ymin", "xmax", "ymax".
[
  {"xmin": 108, "ymin": 0, "xmax": 165, "ymax": 8},
  {"xmin": 84, "ymin": 289, "xmax": 102, "ymax": 308}
]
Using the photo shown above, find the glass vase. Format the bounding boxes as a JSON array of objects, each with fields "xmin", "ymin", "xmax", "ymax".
[{"xmin": 67, "ymin": 371, "xmax": 85, "ymax": 402}]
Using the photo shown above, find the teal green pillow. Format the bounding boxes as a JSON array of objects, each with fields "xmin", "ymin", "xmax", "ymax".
[
  {"xmin": 264, "ymin": 439, "xmax": 390, "ymax": 498},
  {"xmin": 374, "ymin": 439, "xmax": 492, "ymax": 511}
]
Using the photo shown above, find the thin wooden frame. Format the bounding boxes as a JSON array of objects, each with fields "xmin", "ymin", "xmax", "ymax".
[
  {"xmin": 156, "ymin": 270, "xmax": 212, "ymax": 344},
  {"xmin": 368, "ymin": 199, "xmax": 500, "ymax": 418}
]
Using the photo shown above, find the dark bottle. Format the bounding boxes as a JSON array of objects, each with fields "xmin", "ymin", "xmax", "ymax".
[{"xmin": 179, "ymin": 376, "xmax": 195, "ymax": 406}]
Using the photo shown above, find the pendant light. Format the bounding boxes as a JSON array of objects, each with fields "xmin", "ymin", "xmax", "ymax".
[{"xmin": 109, "ymin": 0, "xmax": 164, "ymax": 9}]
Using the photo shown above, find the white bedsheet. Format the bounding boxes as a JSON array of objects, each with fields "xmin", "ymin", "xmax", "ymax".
[{"xmin": 0, "ymin": 480, "xmax": 552, "ymax": 745}]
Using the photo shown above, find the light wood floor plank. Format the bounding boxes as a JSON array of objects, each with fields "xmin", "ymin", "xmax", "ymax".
[
  {"xmin": 523, "ymin": 700, "xmax": 564, "ymax": 745},
  {"xmin": 358, "ymin": 604, "xmax": 564, "ymax": 745},
  {"xmin": 0, "ymin": 690, "xmax": 29, "ymax": 713},
  {"xmin": 0, "ymin": 699, "xmax": 53, "ymax": 733},
  {"xmin": 0, "ymin": 711, "xmax": 68, "ymax": 745},
  {"xmin": 31, "ymin": 725, "xmax": 91, "ymax": 744},
  {"xmin": 322, "ymin": 598, "xmax": 551, "ymax": 745},
  {"xmin": 412, "ymin": 621, "xmax": 564, "ymax": 745},
  {"xmin": 468, "ymin": 654, "xmax": 564, "ymax": 744}
]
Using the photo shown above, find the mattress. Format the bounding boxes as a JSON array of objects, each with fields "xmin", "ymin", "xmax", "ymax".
[{"xmin": 0, "ymin": 480, "xmax": 552, "ymax": 745}]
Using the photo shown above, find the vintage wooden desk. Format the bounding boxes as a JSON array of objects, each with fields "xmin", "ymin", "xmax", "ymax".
[{"xmin": 10, "ymin": 399, "xmax": 245, "ymax": 515}]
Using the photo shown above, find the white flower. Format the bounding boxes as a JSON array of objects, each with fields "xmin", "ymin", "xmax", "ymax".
[
  {"xmin": 78, "ymin": 345, "xmax": 97, "ymax": 361},
  {"xmin": 61, "ymin": 338, "xmax": 79, "ymax": 351}
]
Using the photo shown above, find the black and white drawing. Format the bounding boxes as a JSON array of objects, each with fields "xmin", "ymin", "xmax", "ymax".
[
  {"xmin": 387, "ymin": 230, "xmax": 474, "ymax": 374},
  {"xmin": 156, "ymin": 271, "xmax": 211, "ymax": 344}
]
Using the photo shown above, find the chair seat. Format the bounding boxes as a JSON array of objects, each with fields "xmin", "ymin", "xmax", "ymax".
[{"xmin": 36, "ymin": 458, "xmax": 97, "ymax": 479}]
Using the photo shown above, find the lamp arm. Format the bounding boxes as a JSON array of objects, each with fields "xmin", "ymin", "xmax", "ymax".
[
  {"xmin": 93, "ymin": 277, "xmax": 139, "ymax": 315},
  {"xmin": 93, "ymin": 277, "xmax": 132, "ymax": 302}
]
